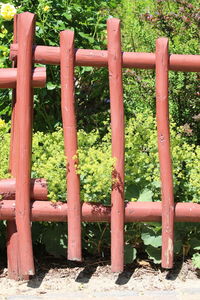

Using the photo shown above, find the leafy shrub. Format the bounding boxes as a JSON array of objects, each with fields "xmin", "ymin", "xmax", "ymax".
[
  {"xmin": 0, "ymin": 112, "xmax": 200, "ymax": 261},
  {"xmin": 1, "ymin": 1, "xmax": 198, "ymax": 137},
  {"xmin": 0, "ymin": 119, "xmax": 10, "ymax": 179},
  {"xmin": 1, "ymin": 110, "xmax": 196, "ymax": 204},
  {"xmin": 118, "ymin": 0, "xmax": 200, "ymax": 143},
  {"xmin": 0, "ymin": 0, "xmax": 120, "ymax": 130},
  {"xmin": 31, "ymin": 129, "xmax": 66, "ymax": 201},
  {"xmin": 31, "ymin": 127, "xmax": 115, "ymax": 203}
]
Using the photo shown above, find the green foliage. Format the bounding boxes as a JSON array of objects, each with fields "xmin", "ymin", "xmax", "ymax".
[
  {"xmin": 32, "ymin": 222, "xmax": 68, "ymax": 257},
  {"xmin": 0, "ymin": 111, "xmax": 200, "ymax": 260},
  {"xmin": 124, "ymin": 245, "xmax": 137, "ymax": 264},
  {"xmin": 192, "ymin": 253, "xmax": 200, "ymax": 269},
  {"xmin": 0, "ymin": 111, "xmax": 200, "ymax": 203},
  {"xmin": 41, "ymin": 223, "xmax": 68, "ymax": 258},
  {"xmin": 118, "ymin": 0, "xmax": 200, "ymax": 143},
  {"xmin": 1, "ymin": 1, "xmax": 198, "ymax": 136},
  {"xmin": 32, "ymin": 128, "xmax": 66, "ymax": 201},
  {"xmin": 177, "ymin": 224, "xmax": 200, "ymax": 269},
  {"xmin": 125, "ymin": 111, "xmax": 200, "ymax": 203},
  {"xmin": 31, "ymin": 127, "xmax": 114, "ymax": 203},
  {"xmin": 171, "ymin": 125, "xmax": 200, "ymax": 202},
  {"xmin": 29, "ymin": 111, "xmax": 200, "ymax": 204},
  {"xmin": 140, "ymin": 224, "xmax": 162, "ymax": 264},
  {"xmin": 0, "ymin": 119, "xmax": 10, "ymax": 179},
  {"xmin": 125, "ymin": 112, "xmax": 160, "ymax": 202},
  {"xmin": 141, "ymin": 228, "xmax": 162, "ymax": 248},
  {"xmin": 77, "ymin": 129, "xmax": 114, "ymax": 203},
  {"xmin": 146, "ymin": 245, "xmax": 161, "ymax": 264},
  {"xmin": 0, "ymin": 0, "xmax": 120, "ymax": 130}
]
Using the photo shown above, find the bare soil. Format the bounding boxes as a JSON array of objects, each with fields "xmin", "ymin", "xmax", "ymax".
[{"xmin": 0, "ymin": 256, "xmax": 200, "ymax": 299}]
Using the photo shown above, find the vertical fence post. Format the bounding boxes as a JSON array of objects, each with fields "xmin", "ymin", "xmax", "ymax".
[
  {"xmin": 6, "ymin": 14, "xmax": 21, "ymax": 280},
  {"xmin": 15, "ymin": 12, "xmax": 35, "ymax": 277},
  {"xmin": 107, "ymin": 18, "xmax": 125, "ymax": 273},
  {"xmin": 9, "ymin": 15, "xmax": 17, "ymax": 175},
  {"xmin": 60, "ymin": 30, "xmax": 82, "ymax": 261},
  {"xmin": 156, "ymin": 38, "xmax": 174, "ymax": 269}
]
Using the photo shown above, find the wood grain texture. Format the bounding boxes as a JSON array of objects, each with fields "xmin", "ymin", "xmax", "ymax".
[
  {"xmin": 107, "ymin": 18, "xmax": 125, "ymax": 273},
  {"xmin": 156, "ymin": 38, "xmax": 174, "ymax": 269},
  {"xmin": 60, "ymin": 30, "xmax": 82, "ymax": 262}
]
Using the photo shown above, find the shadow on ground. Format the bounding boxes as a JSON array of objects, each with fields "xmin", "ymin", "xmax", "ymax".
[
  {"xmin": 26, "ymin": 255, "xmax": 188, "ymax": 289},
  {"xmin": 0, "ymin": 248, "xmax": 194, "ymax": 289}
]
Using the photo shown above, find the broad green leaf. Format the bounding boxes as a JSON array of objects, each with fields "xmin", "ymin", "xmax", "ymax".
[
  {"xmin": 124, "ymin": 245, "xmax": 137, "ymax": 264},
  {"xmin": 138, "ymin": 189, "xmax": 153, "ymax": 202},
  {"xmin": 73, "ymin": 4, "xmax": 81, "ymax": 12},
  {"xmin": 192, "ymin": 253, "xmax": 200, "ymax": 269},
  {"xmin": 125, "ymin": 183, "xmax": 140, "ymax": 201},
  {"xmin": 146, "ymin": 245, "xmax": 161, "ymax": 264},
  {"xmin": 62, "ymin": 12, "xmax": 72, "ymax": 21},
  {"xmin": 81, "ymin": 66, "xmax": 93, "ymax": 73},
  {"xmin": 47, "ymin": 82, "xmax": 57, "ymax": 90},
  {"xmin": 152, "ymin": 181, "xmax": 160, "ymax": 188},
  {"xmin": 141, "ymin": 232, "xmax": 162, "ymax": 248},
  {"xmin": 56, "ymin": 20, "xmax": 66, "ymax": 30},
  {"xmin": 78, "ymin": 32, "xmax": 94, "ymax": 43}
]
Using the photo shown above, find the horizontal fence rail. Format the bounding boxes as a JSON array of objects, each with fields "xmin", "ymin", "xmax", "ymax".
[
  {"xmin": 0, "ymin": 178, "xmax": 48, "ymax": 200},
  {"xmin": 0, "ymin": 11, "xmax": 199, "ymax": 279},
  {"xmin": 0, "ymin": 67, "xmax": 46, "ymax": 88},
  {"xmin": 10, "ymin": 44, "xmax": 200, "ymax": 72},
  {"xmin": 0, "ymin": 201, "xmax": 200, "ymax": 223}
]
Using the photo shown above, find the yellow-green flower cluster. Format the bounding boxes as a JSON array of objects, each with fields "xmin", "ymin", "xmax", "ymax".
[
  {"xmin": 77, "ymin": 129, "xmax": 114, "ymax": 203},
  {"xmin": 0, "ymin": 3, "xmax": 16, "ymax": 21},
  {"xmin": 0, "ymin": 113, "xmax": 199, "ymax": 204},
  {"xmin": 43, "ymin": 5, "xmax": 50, "ymax": 12},
  {"xmin": 1, "ymin": 25, "xmax": 8, "ymax": 35},
  {"xmin": 0, "ymin": 119, "xmax": 5, "ymax": 129},
  {"xmin": 0, "ymin": 120, "xmax": 10, "ymax": 179}
]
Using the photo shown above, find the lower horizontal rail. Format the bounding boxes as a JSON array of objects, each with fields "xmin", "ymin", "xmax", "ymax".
[
  {"xmin": 0, "ymin": 67, "xmax": 46, "ymax": 88},
  {"xmin": 0, "ymin": 201, "xmax": 200, "ymax": 223}
]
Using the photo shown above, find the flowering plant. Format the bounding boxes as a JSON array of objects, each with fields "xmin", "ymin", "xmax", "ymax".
[{"xmin": 0, "ymin": 3, "xmax": 16, "ymax": 21}]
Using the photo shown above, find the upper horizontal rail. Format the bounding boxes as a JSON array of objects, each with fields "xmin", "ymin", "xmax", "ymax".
[
  {"xmin": 10, "ymin": 44, "xmax": 200, "ymax": 72},
  {"xmin": 0, "ymin": 178, "xmax": 48, "ymax": 200}
]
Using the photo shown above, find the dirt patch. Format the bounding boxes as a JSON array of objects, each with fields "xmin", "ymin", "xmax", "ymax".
[{"xmin": 0, "ymin": 258, "xmax": 200, "ymax": 298}]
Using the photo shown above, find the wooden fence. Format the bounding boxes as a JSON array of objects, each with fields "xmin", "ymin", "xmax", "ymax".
[{"xmin": 0, "ymin": 12, "xmax": 199, "ymax": 280}]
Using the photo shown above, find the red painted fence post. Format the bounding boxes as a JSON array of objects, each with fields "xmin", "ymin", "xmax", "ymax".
[
  {"xmin": 156, "ymin": 38, "xmax": 174, "ymax": 269},
  {"xmin": 60, "ymin": 30, "xmax": 82, "ymax": 261},
  {"xmin": 107, "ymin": 18, "xmax": 125, "ymax": 273},
  {"xmin": 15, "ymin": 12, "xmax": 35, "ymax": 277},
  {"xmin": 7, "ymin": 14, "xmax": 20, "ymax": 280}
]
